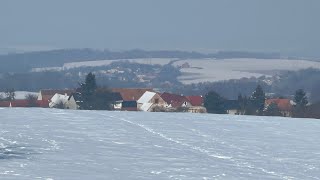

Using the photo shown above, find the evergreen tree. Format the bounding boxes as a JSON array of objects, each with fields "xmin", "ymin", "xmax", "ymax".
[
  {"xmin": 204, "ymin": 91, "xmax": 227, "ymax": 114},
  {"xmin": 250, "ymin": 85, "xmax": 265, "ymax": 115},
  {"xmin": 264, "ymin": 102, "xmax": 282, "ymax": 116},
  {"xmin": 294, "ymin": 89, "xmax": 308, "ymax": 107},
  {"xmin": 293, "ymin": 89, "xmax": 308, "ymax": 117},
  {"xmin": 80, "ymin": 72, "xmax": 97, "ymax": 96},
  {"xmin": 78, "ymin": 72, "xmax": 112, "ymax": 110},
  {"xmin": 79, "ymin": 72, "xmax": 98, "ymax": 110}
]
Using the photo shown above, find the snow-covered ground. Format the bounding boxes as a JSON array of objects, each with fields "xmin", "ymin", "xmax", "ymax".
[
  {"xmin": 173, "ymin": 58, "xmax": 320, "ymax": 84},
  {"xmin": 1, "ymin": 108, "xmax": 319, "ymax": 179},
  {"xmin": 31, "ymin": 58, "xmax": 320, "ymax": 84},
  {"xmin": 31, "ymin": 58, "xmax": 176, "ymax": 72}
]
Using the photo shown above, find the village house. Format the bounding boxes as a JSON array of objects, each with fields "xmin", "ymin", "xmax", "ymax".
[
  {"xmin": 265, "ymin": 98, "xmax": 294, "ymax": 117},
  {"xmin": 137, "ymin": 91, "xmax": 167, "ymax": 112},
  {"xmin": 187, "ymin": 106, "xmax": 207, "ymax": 113},
  {"xmin": 49, "ymin": 93, "xmax": 70, "ymax": 108},
  {"xmin": 185, "ymin": 95, "xmax": 207, "ymax": 113},
  {"xmin": 111, "ymin": 88, "xmax": 153, "ymax": 111},
  {"xmin": 38, "ymin": 89, "xmax": 75, "ymax": 102},
  {"xmin": 186, "ymin": 96, "xmax": 203, "ymax": 106},
  {"xmin": 111, "ymin": 88, "xmax": 153, "ymax": 101},
  {"xmin": 160, "ymin": 92, "xmax": 192, "ymax": 110},
  {"xmin": 66, "ymin": 92, "xmax": 82, "ymax": 110}
]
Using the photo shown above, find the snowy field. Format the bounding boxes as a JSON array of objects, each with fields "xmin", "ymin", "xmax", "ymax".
[
  {"xmin": 32, "ymin": 58, "xmax": 320, "ymax": 84},
  {"xmin": 1, "ymin": 108, "xmax": 319, "ymax": 179},
  {"xmin": 173, "ymin": 58, "xmax": 320, "ymax": 84},
  {"xmin": 31, "ymin": 58, "xmax": 176, "ymax": 72}
]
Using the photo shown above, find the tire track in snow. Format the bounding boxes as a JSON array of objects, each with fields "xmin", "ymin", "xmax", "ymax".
[
  {"xmin": 113, "ymin": 115, "xmax": 294, "ymax": 180},
  {"xmin": 111, "ymin": 116, "xmax": 232, "ymax": 160}
]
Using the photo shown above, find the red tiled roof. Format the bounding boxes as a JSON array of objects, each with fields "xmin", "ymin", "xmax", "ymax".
[
  {"xmin": 186, "ymin": 96, "xmax": 203, "ymax": 106},
  {"xmin": 161, "ymin": 92, "xmax": 190, "ymax": 108},
  {"xmin": 0, "ymin": 100, "xmax": 49, "ymax": 108},
  {"xmin": 0, "ymin": 100, "xmax": 29, "ymax": 107},
  {"xmin": 0, "ymin": 101, "xmax": 10, "ymax": 107},
  {"xmin": 11, "ymin": 100, "xmax": 29, "ymax": 107},
  {"xmin": 111, "ymin": 88, "xmax": 153, "ymax": 101},
  {"xmin": 265, "ymin": 99, "xmax": 293, "ymax": 111},
  {"xmin": 37, "ymin": 100, "xmax": 49, "ymax": 108}
]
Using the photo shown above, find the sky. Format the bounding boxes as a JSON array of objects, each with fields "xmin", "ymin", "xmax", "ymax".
[{"xmin": 1, "ymin": 0, "xmax": 319, "ymax": 57}]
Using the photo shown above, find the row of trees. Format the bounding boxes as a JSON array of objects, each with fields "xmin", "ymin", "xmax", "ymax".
[
  {"xmin": 0, "ymin": 88, "xmax": 40, "ymax": 107},
  {"xmin": 0, "ymin": 88, "xmax": 15, "ymax": 101},
  {"xmin": 204, "ymin": 85, "xmax": 310, "ymax": 117},
  {"xmin": 204, "ymin": 85, "xmax": 266, "ymax": 115}
]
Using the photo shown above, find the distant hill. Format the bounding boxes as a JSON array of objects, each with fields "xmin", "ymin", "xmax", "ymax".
[{"xmin": 0, "ymin": 49, "xmax": 282, "ymax": 73}]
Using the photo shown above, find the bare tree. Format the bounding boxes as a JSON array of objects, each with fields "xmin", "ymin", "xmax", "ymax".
[
  {"xmin": 25, "ymin": 94, "xmax": 38, "ymax": 107},
  {"xmin": 5, "ymin": 88, "xmax": 15, "ymax": 101}
]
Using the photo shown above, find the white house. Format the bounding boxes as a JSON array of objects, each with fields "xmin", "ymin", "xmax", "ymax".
[
  {"xmin": 65, "ymin": 93, "xmax": 82, "ymax": 110},
  {"xmin": 49, "ymin": 93, "xmax": 70, "ymax": 108},
  {"xmin": 137, "ymin": 91, "xmax": 167, "ymax": 112}
]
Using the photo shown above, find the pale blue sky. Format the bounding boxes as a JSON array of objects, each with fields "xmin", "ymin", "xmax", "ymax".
[{"xmin": 1, "ymin": 0, "xmax": 319, "ymax": 57}]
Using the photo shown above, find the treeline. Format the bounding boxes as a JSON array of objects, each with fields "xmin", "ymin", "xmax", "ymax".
[
  {"xmin": 0, "ymin": 49, "xmax": 282, "ymax": 73},
  {"xmin": 0, "ymin": 72, "xmax": 78, "ymax": 91},
  {"xmin": 270, "ymin": 68, "xmax": 320, "ymax": 103},
  {"xmin": 174, "ymin": 77, "xmax": 270, "ymax": 99},
  {"xmin": 176, "ymin": 68, "xmax": 320, "ymax": 102},
  {"xmin": 204, "ymin": 85, "xmax": 320, "ymax": 119}
]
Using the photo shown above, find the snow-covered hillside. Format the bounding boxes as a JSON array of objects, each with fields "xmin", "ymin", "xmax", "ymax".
[
  {"xmin": 173, "ymin": 58, "xmax": 320, "ymax": 84},
  {"xmin": 31, "ymin": 58, "xmax": 320, "ymax": 84},
  {"xmin": 1, "ymin": 108, "xmax": 319, "ymax": 179}
]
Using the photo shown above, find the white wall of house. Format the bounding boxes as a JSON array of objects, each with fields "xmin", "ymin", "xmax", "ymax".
[
  {"xmin": 181, "ymin": 101, "xmax": 192, "ymax": 107},
  {"xmin": 65, "ymin": 96, "xmax": 79, "ymax": 110},
  {"xmin": 49, "ymin": 93, "xmax": 69, "ymax": 108},
  {"xmin": 37, "ymin": 91, "xmax": 42, "ymax": 100},
  {"xmin": 227, "ymin": 109, "xmax": 238, "ymax": 115}
]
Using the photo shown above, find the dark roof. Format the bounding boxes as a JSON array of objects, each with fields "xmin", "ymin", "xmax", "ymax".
[{"xmin": 122, "ymin": 101, "xmax": 137, "ymax": 108}]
